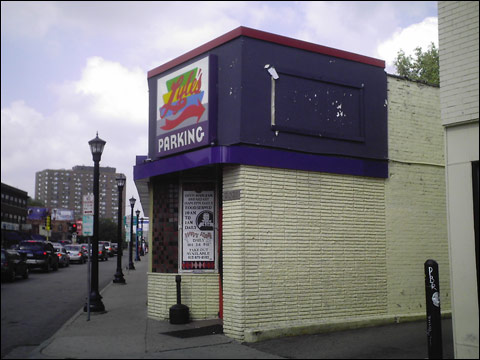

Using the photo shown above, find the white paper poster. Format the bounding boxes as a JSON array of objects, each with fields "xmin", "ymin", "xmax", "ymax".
[{"xmin": 182, "ymin": 190, "xmax": 215, "ymax": 262}]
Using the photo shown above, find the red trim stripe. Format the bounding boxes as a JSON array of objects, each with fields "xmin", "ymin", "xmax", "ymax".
[{"xmin": 148, "ymin": 26, "xmax": 385, "ymax": 79}]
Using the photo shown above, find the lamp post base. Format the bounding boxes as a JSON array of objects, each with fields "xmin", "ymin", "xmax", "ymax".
[
  {"xmin": 84, "ymin": 292, "xmax": 105, "ymax": 313},
  {"xmin": 128, "ymin": 262, "xmax": 136, "ymax": 270},
  {"xmin": 113, "ymin": 270, "xmax": 126, "ymax": 284}
]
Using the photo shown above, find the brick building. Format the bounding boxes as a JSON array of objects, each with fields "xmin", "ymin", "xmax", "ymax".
[
  {"xmin": 35, "ymin": 166, "xmax": 126, "ymax": 222},
  {"xmin": 1, "ymin": 183, "xmax": 30, "ymax": 247},
  {"xmin": 134, "ymin": 27, "xmax": 450, "ymax": 342}
]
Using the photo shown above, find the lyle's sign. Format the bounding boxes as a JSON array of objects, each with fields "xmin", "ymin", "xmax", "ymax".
[{"xmin": 156, "ymin": 56, "xmax": 211, "ymax": 157}]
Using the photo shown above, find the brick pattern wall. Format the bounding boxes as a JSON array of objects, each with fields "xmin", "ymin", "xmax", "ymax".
[
  {"xmin": 387, "ymin": 76, "xmax": 443, "ymax": 165},
  {"xmin": 438, "ymin": 1, "xmax": 479, "ymax": 126},
  {"xmin": 386, "ymin": 76, "xmax": 450, "ymax": 316},
  {"xmin": 222, "ymin": 165, "xmax": 388, "ymax": 341},
  {"xmin": 147, "ymin": 273, "xmax": 219, "ymax": 320},
  {"xmin": 151, "ymin": 180, "xmax": 179, "ymax": 273}
]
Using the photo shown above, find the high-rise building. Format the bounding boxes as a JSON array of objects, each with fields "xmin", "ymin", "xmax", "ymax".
[{"xmin": 35, "ymin": 166, "xmax": 126, "ymax": 222}]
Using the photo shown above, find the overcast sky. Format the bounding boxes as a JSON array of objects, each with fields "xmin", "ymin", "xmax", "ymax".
[{"xmin": 1, "ymin": 1, "xmax": 438, "ymax": 217}]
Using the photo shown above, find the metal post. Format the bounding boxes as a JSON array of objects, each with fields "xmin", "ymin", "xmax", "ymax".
[
  {"xmin": 135, "ymin": 210, "xmax": 141, "ymax": 261},
  {"xmin": 87, "ymin": 237, "xmax": 91, "ymax": 321},
  {"xmin": 140, "ymin": 217, "xmax": 145, "ymax": 256},
  {"xmin": 425, "ymin": 259, "xmax": 443, "ymax": 359},
  {"xmin": 128, "ymin": 200, "xmax": 135, "ymax": 270},
  {"xmin": 82, "ymin": 133, "xmax": 106, "ymax": 313},
  {"xmin": 169, "ymin": 275, "xmax": 189, "ymax": 324},
  {"xmin": 113, "ymin": 177, "xmax": 126, "ymax": 284},
  {"xmin": 176, "ymin": 275, "xmax": 182, "ymax": 304}
]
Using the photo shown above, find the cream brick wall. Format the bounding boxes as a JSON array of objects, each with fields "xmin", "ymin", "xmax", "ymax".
[
  {"xmin": 223, "ymin": 165, "xmax": 388, "ymax": 341},
  {"xmin": 438, "ymin": 1, "xmax": 479, "ymax": 126},
  {"xmin": 387, "ymin": 76, "xmax": 444, "ymax": 165},
  {"xmin": 386, "ymin": 76, "xmax": 450, "ymax": 315},
  {"xmin": 385, "ymin": 162, "xmax": 450, "ymax": 314},
  {"xmin": 147, "ymin": 273, "xmax": 219, "ymax": 321}
]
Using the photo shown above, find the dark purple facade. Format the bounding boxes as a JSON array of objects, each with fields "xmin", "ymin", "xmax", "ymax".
[{"xmin": 136, "ymin": 27, "xmax": 388, "ymax": 181}]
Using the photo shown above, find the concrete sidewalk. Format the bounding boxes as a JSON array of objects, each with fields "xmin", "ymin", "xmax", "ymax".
[
  {"xmin": 22, "ymin": 257, "xmax": 279, "ymax": 359},
  {"xmin": 18, "ymin": 257, "xmax": 453, "ymax": 359}
]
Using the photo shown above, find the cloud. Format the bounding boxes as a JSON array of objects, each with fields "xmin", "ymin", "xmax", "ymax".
[
  {"xmin": 73, "ymin": 57, "xmax": 148, "ymax": 124},
  {"xmin": 376, "ymin": 17, "xmax": 438, "ymax": 73},
  {"xmin": 1, "ymin": 56, "xmax": 149, "ymax": 202},
  {"xmin": 0, "ymin": 100, "xmax": 87, "ymax": 197},
  {"xmin": 0, "ymin": 1, "xmax": 60, "ymax": 39}
]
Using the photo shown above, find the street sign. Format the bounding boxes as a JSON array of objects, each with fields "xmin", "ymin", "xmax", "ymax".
[
  {"xmin": 83, "ymin": 215, "xmax": 93, "ymax": 236},
  {"xmin": 83, "ymin": 194, "xmax": 94, "ymax": 216}
]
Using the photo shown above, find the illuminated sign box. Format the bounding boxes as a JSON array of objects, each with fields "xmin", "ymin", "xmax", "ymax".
[{"xmin": 155, "ymin": 56, "xmax": 217, "ymax": 158}]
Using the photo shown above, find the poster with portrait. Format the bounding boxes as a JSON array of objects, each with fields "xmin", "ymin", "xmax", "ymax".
[{"xmin": 182, "ymin": 189, "xmax": 215, "ymax": 270}]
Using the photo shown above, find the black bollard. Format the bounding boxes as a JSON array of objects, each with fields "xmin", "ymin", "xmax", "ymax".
[
  {"xmin": 424, "ymin": 259, "xmax": 443, "ymax": 359},
  {"xmin": 169, "ymin": 275, "xmax": 190, "ymax": 324}
]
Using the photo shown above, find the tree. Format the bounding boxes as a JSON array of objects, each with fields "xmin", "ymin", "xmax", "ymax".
[
  {"xmin": 99, "ymin": 218, "xmax": 117, "ymax": 243},
  {"xmin": 27, "ymin": 198, "xmax": 45, "ymax": 207},
  {"xmin": 394, "ymin": 42, "xmax": 439, "ymax": 85}
]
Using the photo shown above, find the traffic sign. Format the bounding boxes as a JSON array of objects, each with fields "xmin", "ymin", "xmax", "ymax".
[
  {"xmin": 83, "ymin": 215, "xmax": 93, "ymax": 236},
  {"xmin": 83, "ymin": 194, "xmax": 94, "ymax": 216}
]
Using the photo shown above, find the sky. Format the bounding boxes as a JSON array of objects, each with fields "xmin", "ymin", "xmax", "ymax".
[{"xmin": 1, "ymin": 1, "xmax": 439, "ymax": 217}]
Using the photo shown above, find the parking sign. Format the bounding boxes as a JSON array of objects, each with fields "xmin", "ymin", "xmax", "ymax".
[{"xmin": 83, "ymin": 194, "xmax": 94, "ymax": 216}]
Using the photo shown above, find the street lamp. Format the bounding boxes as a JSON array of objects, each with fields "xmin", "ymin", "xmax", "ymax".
[
  {"xmin": 113, "ymin": 174, "xmax": 126, "ymax": 284},
  {"xmin": 84, "ymin": 132, "xmax": 106, "ymax": 313},
  {"xmin": 135, "ymin": 209, "xmax": 141, "ymax": 261},
  {"xmin": 128, "ymin": 196, "xmax": 136, "ymax": 270}
]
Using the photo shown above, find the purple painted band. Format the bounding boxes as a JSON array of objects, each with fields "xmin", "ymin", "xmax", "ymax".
[{"xmin": 134, "ymin": 145, "xmax": 388, "ymax": 181}]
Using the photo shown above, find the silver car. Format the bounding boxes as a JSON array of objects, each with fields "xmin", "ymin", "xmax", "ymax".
[
  {"xmin": 53, "ymin": 243, "xmax": 70, "ymax": 268},
  {"xmin": 65, "ymin": 245, "xmax": 86, "ymax": 264}
]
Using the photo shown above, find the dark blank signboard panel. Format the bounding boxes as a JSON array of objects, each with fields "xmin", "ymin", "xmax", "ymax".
[{"xmin": 274, "ymin": 71, "xmax": 364, "ymax": 142}]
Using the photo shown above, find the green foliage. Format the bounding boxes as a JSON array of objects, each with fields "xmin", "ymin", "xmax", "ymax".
[
  {"xmin": 394, "ymin": 42, "xmax": 439, "ymax": 85},
  {"xmin": 99, "ymin": 218, "xmax": 118, "ymax": 243},
  {"xmin": 27, "ymin": 198, "xmax": 45, "ymax": 207}
]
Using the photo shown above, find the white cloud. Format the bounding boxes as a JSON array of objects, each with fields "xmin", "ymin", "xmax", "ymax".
[
  {"xmin": 377, "ymin": 17, "xmax": 438, "ymax": 73},
  {"xmin": 0, "ymin": 100, "xmax": 85, "ymax": 197},
  {"xmin": 74, "ymin": 57, "xmax": 148, "ymax": 124}
]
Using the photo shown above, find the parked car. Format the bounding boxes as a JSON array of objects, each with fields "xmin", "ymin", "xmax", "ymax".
[
  {"xmin": 52, "ymin": 243, "xmax": 70, "ymax": 268},
  {"xmin": 84, "ymin": 243, "xmax": 108, "ymax": 261},
  {"xmin": 99, "ymin": 241, "xmax": 114, "ymax": 257},
  {"xmin": 79, "ymin": 243, "xmax": 90, "ymax": 258},
  {"xmin": 111, "ymin": 243, "xmax": 118, "ymax": 255},
  {"xmin": 64, "ymin": 245, "xmax": 86, "ymax": 264},
  {"xmin": 17, "ymin": 240, "xmax": 59, "ymax": 272},
  {"xmin": 98, "ymin": 243, "xmax": 109, "ymax": 261},
  {"xmin": 1, "ymin": 249, "xmax": 29, "ymax": 282}
]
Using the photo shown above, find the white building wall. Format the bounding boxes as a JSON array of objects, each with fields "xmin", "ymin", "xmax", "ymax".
[{"xmin": 439, "ymin": 1, "xmax": 479, "ymax": 358}]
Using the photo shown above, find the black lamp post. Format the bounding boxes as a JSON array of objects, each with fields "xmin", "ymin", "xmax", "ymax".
[
  {"xmin": 84, "ymin": 132, "xmax": 106, "ymax": 313},
  {"xmin": 113, "ymin": 174, "xmax": 126, "ymax": 284},
  {"xmin": 135, "ymin": 209, "xmax": 141, "ymax": 261},
  {"xmin": 128, "ymin": 196, "xmax": 136, "ymax": 270},
  {"xmin": 140, "ymin": 217, "xmax": 145, "ymax": 256}
]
